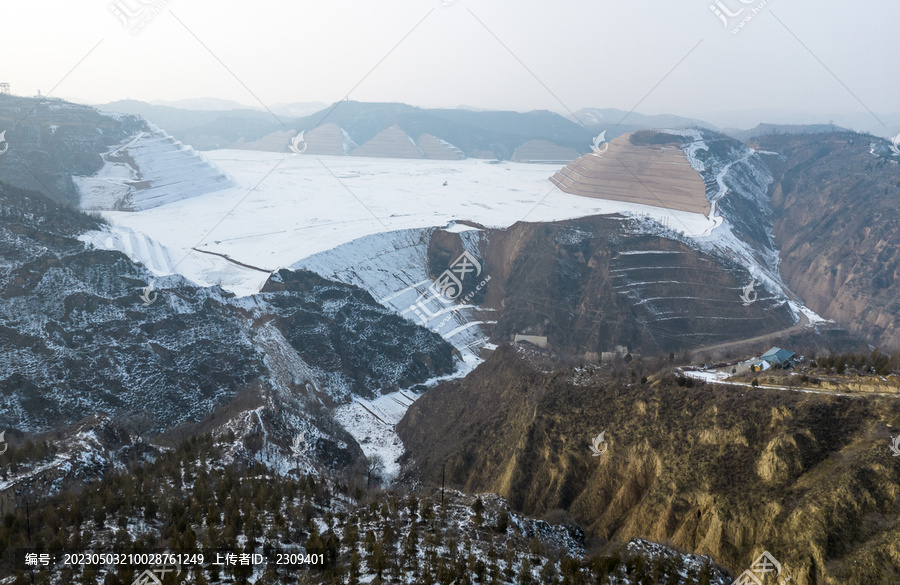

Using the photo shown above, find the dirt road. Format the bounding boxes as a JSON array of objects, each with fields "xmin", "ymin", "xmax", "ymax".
[{"xmin": 690, "ymin": 311, "xmax": 811, "ymax": 356}]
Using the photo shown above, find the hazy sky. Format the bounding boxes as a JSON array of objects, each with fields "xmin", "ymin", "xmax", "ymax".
[{"xmin": 2, "ymin": 0, "xmax": 898, "ymax": 131}]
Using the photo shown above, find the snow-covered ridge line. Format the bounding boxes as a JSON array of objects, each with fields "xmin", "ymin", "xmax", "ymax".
[
  {"xmin": 672, "ymin": 129, "xmax": 825, "ymax": 325},
  {"xmin": 617, "ymin": 250, "xmax": 688, "ymax": 255}
]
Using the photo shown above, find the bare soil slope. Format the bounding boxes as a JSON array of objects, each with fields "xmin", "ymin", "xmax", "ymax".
[
  {"xmin": 757, "ymin": 132, "xmax": 900, "ymax": 350},
  {"xmin": 550, "ymin": 133, "xmax": 709, "ymax": 215},
  {"xmin": 398, "ymin": 344, "xmax": 900, "ymax": 585}
]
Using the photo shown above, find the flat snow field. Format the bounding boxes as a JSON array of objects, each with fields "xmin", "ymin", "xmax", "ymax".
[{"xmin": 82, "ymin": 151, "xmax": 718, "ymax": 296}]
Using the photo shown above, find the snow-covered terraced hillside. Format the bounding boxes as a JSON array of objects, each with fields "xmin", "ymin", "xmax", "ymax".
[
  {"xmin": 295, "ymin": 225, "xmax": 493, "ymax": 364},
  {"xmin": 75, "ymin": 127, "xmax": 235, "ymax": 211},
  {"xmin": 80, "ymin": 151, "xmax": 717, "ymax": 296},
  {"xmin": 661, "ymin": 128, "xmax": 807, "ymax": 319}
]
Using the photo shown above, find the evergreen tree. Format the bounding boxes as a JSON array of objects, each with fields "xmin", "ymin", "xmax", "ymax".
[
  {"xmin": 307, "ymin": 528, "xmax": 325, "ymax": 555},
  {"xmin": 404, "ymin": 528, "xmax": 419, "ymax": 568},
  {"xmin": 541, "ymin": 558, "xmax": 557, "ymax": 583},
  {"xmin": 349, "ymin": 550, "xmax": 361, "ymax": 585},
  {"xmin": 699, "ymin": 558, "xmax": 712, "ymax": 585},
  {"xmin": 518, "ymin": 558, "xmax": 534, "ymax": 585},
  {"xmin": 495, "ymin": 510, "xmax": 509, "ymax": 533},
  {"xmin": 372, "ymin": 540, "xmax": 386, "ymax": 579},
  {"xmin": 472, "ymin": 497, "xmax": 484, "ymax": 527}
]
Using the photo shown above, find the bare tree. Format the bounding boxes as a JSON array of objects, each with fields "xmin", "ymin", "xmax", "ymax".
[
  {"xmin": 119, "ymin": 410, "xmax": 154, "ymax": 444},
  {"xmin": 365, "ymin": 455, "xmax": 385, "ymax": 489}
]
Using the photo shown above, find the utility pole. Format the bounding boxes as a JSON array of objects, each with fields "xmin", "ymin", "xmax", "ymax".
[
  {"xmin": 25, "ymin": 496, "xmax": 34, "ymax": 585},
  {"xmin": 24, "ymin": 496, "xmax": 32, "ymax": 543}
]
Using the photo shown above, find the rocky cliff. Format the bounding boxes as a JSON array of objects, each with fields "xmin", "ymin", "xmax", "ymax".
[
  {"xmin": 398, "ymin": 344, "xmax": 900, "ymax": 584},
  {"xmin": 758, "ymin": 132, "xmax": 900, "ymax": 350}
]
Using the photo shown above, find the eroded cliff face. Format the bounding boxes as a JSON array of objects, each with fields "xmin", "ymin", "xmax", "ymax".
[
  {"xmin": 431, "ymin": 216, "xmax": 796, "ymax": 356},
  {"xmin": 397, "ymin": 345, "xmax": 900, "ymax": 584},
  {"xmin": 756, "ymin": 132, "xmax": 900, "ymax": 350}
]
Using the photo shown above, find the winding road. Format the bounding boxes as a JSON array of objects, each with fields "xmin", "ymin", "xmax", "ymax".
[{"xmin": 691, "ymin": 311, "xmax": 811, "ymax": 356}]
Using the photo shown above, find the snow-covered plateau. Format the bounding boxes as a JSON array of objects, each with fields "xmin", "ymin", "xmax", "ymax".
[{"xmin": 79, "ymin": 150, "xmax": 719, "ymax": 298}]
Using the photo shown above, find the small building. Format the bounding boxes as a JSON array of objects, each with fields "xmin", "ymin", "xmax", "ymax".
[{"xmin": 759, "ymin": 347, "xmax": 796, "ymax": 369}]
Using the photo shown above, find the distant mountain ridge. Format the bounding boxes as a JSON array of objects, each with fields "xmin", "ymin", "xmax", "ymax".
[
  {"xmin": 725, "ymin": 122, "xmax": 849, "ymax": 143},
  {"xmin": 571, "ymin": 107, "xmax": 715, "ymax": 130},
  {"xmin": 95, "ymin": 99, "xmax": 720, "ymax": 160}
]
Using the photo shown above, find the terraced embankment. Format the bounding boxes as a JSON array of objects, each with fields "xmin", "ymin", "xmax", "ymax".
[
  {"xmin": 550, "ymin": 133, "xmax": 709, "ymax": 215},
  {"xmin": 77, "ymin": 128, "xmax": 235, "ymax": 211}
]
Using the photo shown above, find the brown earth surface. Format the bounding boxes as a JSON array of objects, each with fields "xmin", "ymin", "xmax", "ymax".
[
  {"xmin": 349, "ymin": 125, "xmax": 424, "ymax": 159},
  {"xmin": 301, "ymin": 123, "xmax": 350, "ymax": 155},
  {"xmin": 550, "ymin": 133, "xmax": 709, "ymax": 215},
  {"xmin": 398, "ymin": 345, "xmax": 900, "ymax": 585},
  {"xmin": 754, "ymin": 133, "xmax": 900, "ymax": 351},
  {"xmin": 416, "ymin": 133, "xmax": 465, "ymax": 160}
]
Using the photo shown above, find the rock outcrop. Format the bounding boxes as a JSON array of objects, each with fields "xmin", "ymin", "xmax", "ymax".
[{"xmin": 757, "ymin": 132, "xmax": 900, "ymax": 350}]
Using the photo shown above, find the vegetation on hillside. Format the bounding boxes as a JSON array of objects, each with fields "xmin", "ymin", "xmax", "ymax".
[
  {"xmin": 398, "ymin": 344, "xmax": 900, "ymax": 584},
  {"xmin": 0, "ymin": 432, "xmax": 731, "ymax": 584}
]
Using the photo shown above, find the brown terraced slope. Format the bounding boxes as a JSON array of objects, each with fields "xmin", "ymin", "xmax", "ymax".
[
  {"xmin": 301, "ymin": 123, "xmax": 353, "ymax": 155},
  {"xmin": 349, "ymin": 125, "xmax": 424, "ymax": 159},
  {"xmin": 550, "ymin": 133, "xmax": 709, "ymax": 215},
  {"xmin": 416, "ymin": 133, "xmax": 466, "ymax": 160}
]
